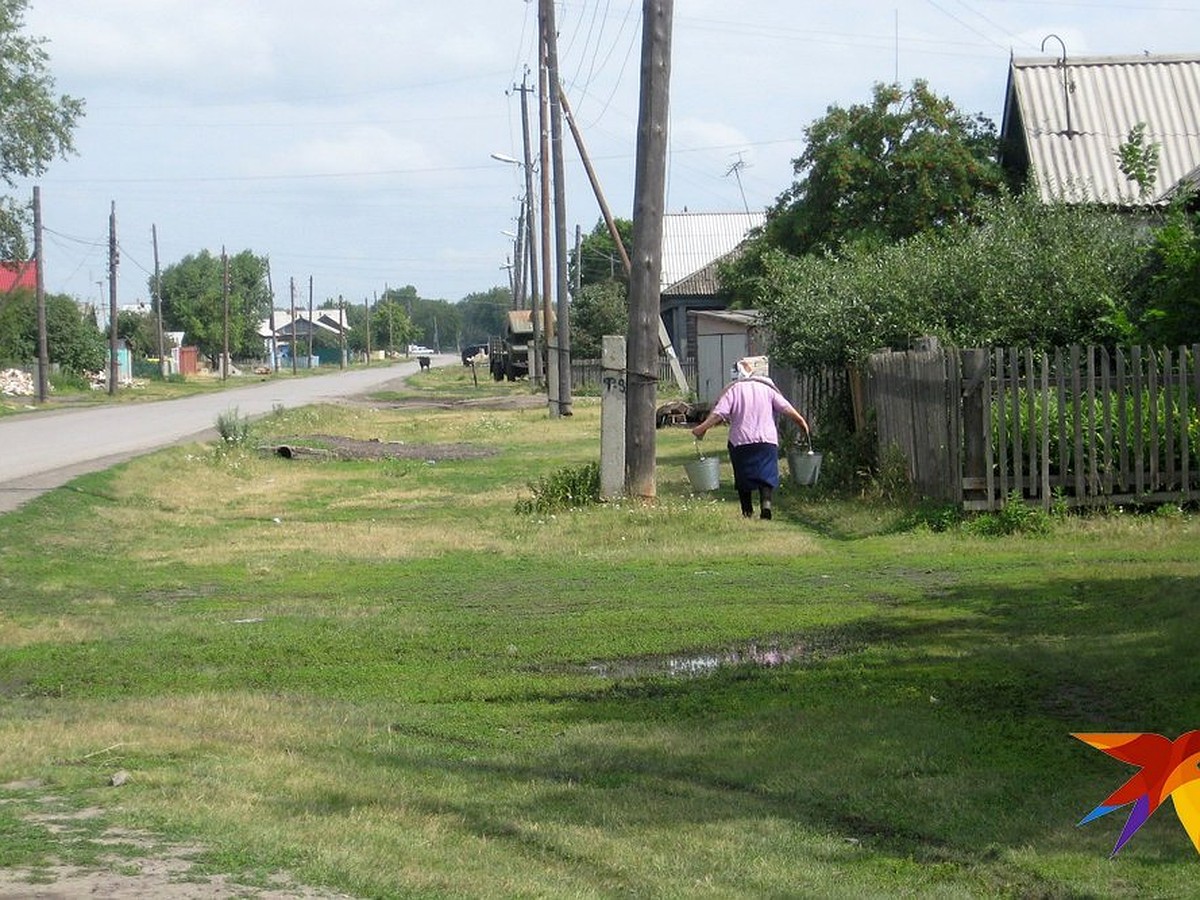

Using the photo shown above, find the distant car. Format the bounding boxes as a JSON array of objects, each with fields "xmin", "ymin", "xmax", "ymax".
[{"xmin": 407, "ymin": 344, "xmax": 435, "ymax": 355}]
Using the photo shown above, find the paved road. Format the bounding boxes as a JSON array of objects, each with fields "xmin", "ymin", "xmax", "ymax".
[{"xmin": 0, "ymin": 357, "xmax": 446, "ymax": 514}]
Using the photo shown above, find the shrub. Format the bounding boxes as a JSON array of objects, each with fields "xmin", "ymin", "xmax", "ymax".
[
  {"xmin": 215, "ymin": 408, "xmax": 252, "ymax": 446},
  {"xmin": 965, "ymin": 491, "xmax": 1052, "ymax": 536},
  {"xmin": 516, "ymin": 462, "xmax": 601, "ymax": 514}
]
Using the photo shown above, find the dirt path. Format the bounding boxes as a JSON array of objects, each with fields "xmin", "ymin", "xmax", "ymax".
[{"xmin": 0, "ymin": 803, "xmax": 355, "ymax": 899}]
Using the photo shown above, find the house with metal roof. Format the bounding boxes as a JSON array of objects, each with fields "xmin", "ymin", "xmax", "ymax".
[
  {"xmin": 657, "ymin": 210, "xmax": 764, "ymax": 365},
  {"xmin": 1000, "ymin": 52, "xmax": 1200, "ymax": 206}
]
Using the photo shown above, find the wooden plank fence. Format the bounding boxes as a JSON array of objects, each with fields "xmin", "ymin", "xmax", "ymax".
[
  {"xmin": 866, "ymin": 344, "xmax": 1200, "ymax": 510},
  {"xmin": 571, "ymin": 357, "xmax": 695, "ymax": 392}
]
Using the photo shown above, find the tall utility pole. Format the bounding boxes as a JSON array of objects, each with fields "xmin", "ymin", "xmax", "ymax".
[
  {"xmin": 559, "ymin": 86, "xmax": 688, "ymax": 394},
  {"xmin": 289, "ymin": 277, "xmax": 297, "ymax": 376},
  {"xmin": 338, "ymin": 295, "xmax": 346, "ymax": 369},
  {"xmin": 152, "ymin": 225, "xmax": 166, "ymax": 377},
  {"xmin": 516, "ymin": 71, "xmax": 541, "ymax": 384},
  {"xmin": 537, "ymin": 0, "xmax": 558, "ymax": 413},
  {"xmin": 543, "ymin": 0, "xmax": 572, "ymax": 416},
  {"xmin": 626, "ymin": 0, "xmax": 674, "ymax": 498},
  {"xmin": 307, "ymin": 275, "xmax": 314, "ymax": 366},
  {"xmin": 108, "ymin": 201, "xmax": 118, "ymax": 396},
  {"xmin": 513, "ymin": 200, "xmax": 526, "ymax": 308},
  {"xmin": 266, "ymin": 259, "xmax": 277, "ymax": 373},
  {"xmin": 364, "ymin": 296, "xmax": 371, "ymax": 364},
  {"xmin": 221, "ymin": 247, "xmax": 230, "ymax": 380},
  {"xmin": 33, "ymin": 187, "xmax": 48, "ymax": 403}
]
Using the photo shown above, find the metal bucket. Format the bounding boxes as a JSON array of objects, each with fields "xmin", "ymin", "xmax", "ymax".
[
  {"xmin": 684, "ymin": 455, "xmax": 721, "ymax": 491},
  {"xmin": 788, "ymin": 443, "xmax": 823, "ymax": 487}
]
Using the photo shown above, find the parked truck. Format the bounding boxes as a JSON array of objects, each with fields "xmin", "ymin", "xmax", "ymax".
[{"xmin": 489, "ymin": 309, "xmax": 552, "ymax": 382}]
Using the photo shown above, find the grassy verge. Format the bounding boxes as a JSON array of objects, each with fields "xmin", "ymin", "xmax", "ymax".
[
  {"xmin": 1, "ymin": 391, "xmax": 1197, "ymax": 897},
  {"xmin": 0, "ymin": 358, "xmax": 409, "ymax": 417}
]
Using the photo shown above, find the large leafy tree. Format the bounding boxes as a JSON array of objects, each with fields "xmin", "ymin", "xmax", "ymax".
[
  {"xmin": 570, "ymin": 280, "xmax": 627, "ymax": 359},
  {"xmin": 0, "ymin": 289, "xmax": 105, "ymax": 373},
  {"xmin": 570, "ymin": 218, "xmax": 632, "ymax": 288},
  {"xmin": 404, "ymin": 293, "xmax": 460, "ymax": 352},
  {"xmin": 1130, "ymin": 203, "xmax": 1200, "ymax": 346},
  {"xmin": 0, "ymin": 0, "xmax": 85, "ymax": 258},
  {"xmin": 116, "ymin": 307, "xmax": 162, "ymax": 360},
  {"xmin": 762, "ymin": 80, "xmax": 1005, "ymax": 257},
  {"xmin": 756, "ymin": 192, "xmax": 1143, "ymax": 372},
  {"xmin": 458, "ymin": 286, "xmax": 510, "ymax": 346},
  {"xmin": 157, "ymin": 250, "xmax": 271, "ymax": 367},
  {"xmin": 335, "ymin": 296, "xmax": 416, "ymax": 356}
]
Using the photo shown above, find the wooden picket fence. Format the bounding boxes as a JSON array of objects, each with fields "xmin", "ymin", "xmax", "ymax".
[{"xmin": 865, "ymin": 344, "xmax": 1200, "ymax": 510}]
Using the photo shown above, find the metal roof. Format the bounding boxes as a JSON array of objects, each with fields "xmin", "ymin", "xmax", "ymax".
[
  {"xmin": 660, "ymin": 211, "xmax": 764, "ymax": 290},
  {"xmin": 1003, "ymin": 53, "xmax": 1200, "ymax": 205}
]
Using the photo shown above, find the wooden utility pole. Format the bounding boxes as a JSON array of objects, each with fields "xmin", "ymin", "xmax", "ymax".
[
  {"xmin": 538, "ymin": 0, "xmax": 558, "ymax": 412},
  {"xmin": 33, "ymin": 187, "xmax": 48, "ymax": 403},
  {"xmin": 307, "ymin": 276, "xmax": 314, "ymax": 366},
  {"xmin": 266, "ymin": 259, "xmax": 277, "ymax": 372},
  {"xmin": 289, "ymin": 277, "xmax": 297, "ymax": 376},
  {"xmin": 626, "ymin": 0, "xmax": 674, "ymax": 497},
  {"xmin": 559, "ymin": 85, "xmax": 689, "ymax": 395},
  {"xmin": 221, "ymin": 247, "xmax": 230, "ymax": 380},
  {"xmin": 338, "ymin": 295, "xmax": 346, "ymax": 369},
  {"xmin": 512, "ymin": 201, "xmax": 526, "ymax": 309},
  {"xmin": 152, "ymin": 225, "xmax": 166, "ymax": 377},
  {"xmin": 364, "ymin": 296, "xmax": 371, "ymax": 364},
  {"xmin": 516, "ymin": 71, "xmax": 541, "ymax": 383},
  {"xmin": 108, "ymin": 201, "xmax": 118, "ymax": 396},
  {"xmin": 544, "ymin": 0, "xmax": 572, "ymax": 416}
]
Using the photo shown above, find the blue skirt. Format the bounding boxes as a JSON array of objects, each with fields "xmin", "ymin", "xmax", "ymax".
[{"xmin": 727, "ymin": 442, "xmax": 779, "ymax": 491}]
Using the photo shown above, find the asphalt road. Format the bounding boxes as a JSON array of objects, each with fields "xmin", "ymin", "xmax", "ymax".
[{"xmin": 0, "ymin": 357, "xmax": 443, "ymax": 514}]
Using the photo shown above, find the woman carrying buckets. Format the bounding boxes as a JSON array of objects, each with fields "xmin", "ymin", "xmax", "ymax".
[{"xmin": 691, "ymin": 356, "xmax": 810, "ymax": 520}]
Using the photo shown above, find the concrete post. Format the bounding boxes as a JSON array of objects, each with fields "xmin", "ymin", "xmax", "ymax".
[{"xmin": 600, "ymin": 335, "xmax": 627, "ymax": 500}]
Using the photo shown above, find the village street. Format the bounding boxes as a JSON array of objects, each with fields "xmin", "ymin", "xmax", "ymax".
[{"xmin": 0, "ymin": 357, "xmax": 442, "ymax": 513}]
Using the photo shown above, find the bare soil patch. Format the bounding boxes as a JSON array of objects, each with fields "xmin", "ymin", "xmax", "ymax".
[
  {"xmin": 0, "ymin": 805, "xmax": 355, "ymax": 900},
  {"xmin": 354, "ymin": 392, "xmax": 546, "ymax": 412}
]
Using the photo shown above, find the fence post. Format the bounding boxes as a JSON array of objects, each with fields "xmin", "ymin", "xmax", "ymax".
[{"xmin": 961, "ymin": 349, "xmax": 988, "ymax": 506}]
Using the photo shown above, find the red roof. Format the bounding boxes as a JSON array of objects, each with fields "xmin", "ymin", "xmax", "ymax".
[{"xmin": 0, "ymin": 260, "xmax": 37, "ymax": 293}]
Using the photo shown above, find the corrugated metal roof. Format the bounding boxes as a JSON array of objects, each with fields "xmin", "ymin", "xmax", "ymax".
[
  {"xmin": 1005, "ymin": 53, "xmax": 1200, "ymax": 205},
  {"xmin": 660, "ymin": 211, "xmax": 764, "ymax": 290}
]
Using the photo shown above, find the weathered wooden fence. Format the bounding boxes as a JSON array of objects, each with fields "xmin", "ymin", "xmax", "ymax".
[
  {"xmin": 866, "ymin": 344, "xmax": 1200, "ymax": 509},
  {"xmin": 765, "ymin": 362, "xmax": 852, "ymax": 441},
  {"xmin": 571, "ymin": 357, "xmax": 696, "ymax": 392}
]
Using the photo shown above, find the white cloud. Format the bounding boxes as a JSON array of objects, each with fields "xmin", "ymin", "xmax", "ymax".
[{"xmin": 269, "ymin": 126, "xmax": 432, "ymax": 179}]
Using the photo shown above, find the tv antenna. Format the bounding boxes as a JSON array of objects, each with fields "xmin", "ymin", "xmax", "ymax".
[{"xmin": 725, "ymin": 152, "xmax": 751, "ymax": 214}]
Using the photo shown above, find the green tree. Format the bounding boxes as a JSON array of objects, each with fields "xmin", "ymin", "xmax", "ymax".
[
  {"xmin": 157, "ymin": 250, "xmax": 271, "ymax": 367},
  {"xmin": 0, "ymin": 0, "xmax": 85, "ymax": 258},
  {"xmin": 570, "ymin": 218, "xmax": 632, "ymax": 288},
  {"xmin": 1131, "ymin": 202, "xmax": 1200, "ymax": 346},
  {"xmin": 755, "ymin": 193, "xmax": 1143, "ymax": 372},
  {"xmin": 458, "ymin": 287, "xmax": 510, "ymax": 346},
  {"xmin": 366, "ymin": 293, "xmax": 418, "ymax": 356},
  {"xmin": 762, "ymin": 80, "xmax": 1004, "ymax": 258},
  {"xmin": 569, "ymin": 280, "xmax": 627, "ymax": 359},
  {"xmin": 116, "ymin": 308, "xmax": 161, "ymax": 360},
  {"xmin": 407, "ymin": 295, "xmax": 459, "ymax": 352},
  {"xmin": 0, "ymin": 289, "xmax": 105, "ymax": 374}
]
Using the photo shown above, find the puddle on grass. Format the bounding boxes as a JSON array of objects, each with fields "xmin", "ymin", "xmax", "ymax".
[{"xmin": 583, "ymin": 636, "xmax": 847, "ymax": 680}]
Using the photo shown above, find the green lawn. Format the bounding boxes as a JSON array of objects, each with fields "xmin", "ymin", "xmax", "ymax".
[{"xmin": 1, "ymin": 382, "xmax": 1197, "ymax": 897}]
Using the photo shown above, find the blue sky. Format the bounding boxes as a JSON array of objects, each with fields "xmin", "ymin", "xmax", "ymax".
[{"xmin": 17, "ymin": 0, "xmax": 1200, "ymax": 312}]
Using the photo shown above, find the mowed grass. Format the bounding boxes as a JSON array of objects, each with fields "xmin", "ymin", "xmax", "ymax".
[{"xmin": 1, "ymin": 375, "xmax": 1199, "ymax": 897}]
